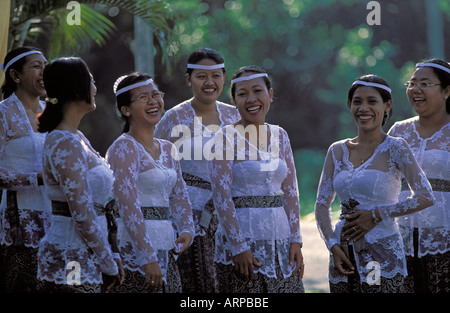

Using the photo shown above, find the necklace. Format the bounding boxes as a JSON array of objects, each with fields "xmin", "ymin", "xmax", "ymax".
[
  {"xmin": 240, "ymin": 121, "xmax": 268, "ymax": 150},
  {"xmin": 356, "ymin": 145, "xmax": 366, "ymax": 165},
  {"xmin": 355, "ymin": 135, "xmax": 386, "ymax": 165}
]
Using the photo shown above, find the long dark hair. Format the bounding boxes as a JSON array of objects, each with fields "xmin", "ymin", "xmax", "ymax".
[
  {"xmin": 1, "ymin": 46, "xmax": 43, "ymax": 99},
  {"xmin": 348, "ymin": 74, "xmax": 393, "ymax": 126},
  {"xmin": 417, "ymin": 58, "xmax": 450, "ymax": 114},
  {"xmin": 114, "ymin": 72, "xmax": 153, "ymax": 133},
  {"xmin": 37, "ymin": 57, "xmax": 93, "ymax": 133}
]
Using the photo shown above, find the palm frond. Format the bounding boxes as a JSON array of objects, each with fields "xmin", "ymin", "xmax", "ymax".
[
  {"xmin": 9, "ymin": 0, "xmax": 174, "ymax": 63},
  {"xmin": 11, "ymin": 0, "xmax": 173, "ymax": 35},
  {"xmin": 44, "ymin": 4, "xmax": 117, "ymax": 58}
]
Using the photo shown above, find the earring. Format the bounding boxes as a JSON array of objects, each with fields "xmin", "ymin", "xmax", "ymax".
[{"xmin": 125, "ymin": 112, "xmax": 130, "ymax": 117}]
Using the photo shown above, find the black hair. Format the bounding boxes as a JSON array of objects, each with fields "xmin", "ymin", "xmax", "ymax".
[
  {"xmin": 115, "ymin": 72, "xmax": 153, "ymax": 133},
  {"xmin": 37, "ymin": 57, "xmax": 93, "ymax": 133},
  {"xmin": 1, "ymin": 46, "xmax": 43, "ymax": 98},
  {"xmin": 348, "ymin": 74, "xmax": 392, "ymax": 126},
  {"xmin": 230, "ymin": 65, "xmax": 272, "ymax": 101},
  {"xmin": 417, "ymin": 58, "xmax": 450, "ymax": 114},
  {"xmin": 186, "ymin": 48, "xmax": 226, "ymax": 76}
]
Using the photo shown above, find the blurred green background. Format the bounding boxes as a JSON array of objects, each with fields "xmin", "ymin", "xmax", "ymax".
[{"xmin": 5, "ymin": 0, "xmax": 450, "ymax": 218}]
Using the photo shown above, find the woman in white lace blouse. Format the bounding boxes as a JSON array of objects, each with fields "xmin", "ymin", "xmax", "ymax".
[
  {"xmin": 388, "ymin": 59, "xmax": 450, "ymax": 293},
  {"xmin": 315, "ymin": 74, "xmax": 435, "ymax": 293},
  {"xmin": 36, "ymin": 57, "xmax": 123, "ymax": 292},
  {"xmin": 208, "ymin": 65, "xmax": 304, "ymax": 293},
  {"xmin": 106, "ymin": 72, "xmax": 195, "ymax": 293},
  {"xmin": 155, "ymin": 48, "xmax": 240, "ymax": 292},
  {"xmin": 0, "ymin": 47, "xmax": 49, "ymax": 292}
]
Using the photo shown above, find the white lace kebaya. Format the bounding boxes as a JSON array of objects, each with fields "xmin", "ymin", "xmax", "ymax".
[
  {"xmin": 37, "ymin": 130, "xmax": 118, "ymax": 285},
  {"xmin": 0, "ymin": 93, "xmax": 49, "ymax": 247},
  {"xmin": 208, "ymin": 124, "xmax": 302, "ymax": 279},
  {"xmin": 154, "ymin": 99, "xmax": 240, "ymax": 235},
  {"xmin": 389, "ymin": 117, "xmax": 450, "ymax": 257},
  {"xmin": 315, "ymin": 135, "xmax": 435, "ymax": 284},
  {"xmin": 106, "ymin": 134, "xmax": 195, "ymax": 282}
]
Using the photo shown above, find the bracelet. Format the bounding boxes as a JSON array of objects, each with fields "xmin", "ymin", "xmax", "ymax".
[{"xmin": 371, "ymin": 209, "xmax": 381, "ymax": 224}]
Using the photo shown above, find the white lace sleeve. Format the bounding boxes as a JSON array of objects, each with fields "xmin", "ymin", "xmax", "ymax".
[
  {"xmin": 106, "ymin": 138, "xmax": 158, "ymax": 266},
  {"xmin": 48, "ymin": 136, "xmax": 118, "ymax": 275},
  {"xmin": 314, "ymin": 144, "xmax": 339, "ymax": 250},
  {"xmin": 209, "ymin": 129, "xmax": 250, "ymax": 256},
  {"xmin": 377, "ymin": 138, "xmax": 435, "ymax": 221},
  {"xmin": 280, "ymin": 129, "xmax": 302, "ymax": 244},
  {"xmin": 154, "ymin": 110, "xmax": 179, "ymax": 142},
  {"xmin": 164, "ymin": 142, "xmax": 195, "ymax": 238},
  {"xmin": 0, "ymin": 112, "xmax": 38, "ymax": 189}
]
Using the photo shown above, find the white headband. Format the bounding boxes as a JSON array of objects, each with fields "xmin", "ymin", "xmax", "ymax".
[
  {"xmin": 352, "ymin": 80, "xmax": 392, "ymax": 94},
  {"xmin": 416, "ymin": 62, "xmax": 450, "ymax": 75},
  {"xmin": 187, "ymin": 63, "xmax": 225, "ymax": 70},
  {"xmin": 114, "ymin": 78, "xmax": 154, "ymax": 96},
  {"xmin": 231, "ymin": 73, "xmax": 269, "ymax": 85},
  {"xmin": 1, "ymin": 50, "xmax": 43, "ymax": 73}
]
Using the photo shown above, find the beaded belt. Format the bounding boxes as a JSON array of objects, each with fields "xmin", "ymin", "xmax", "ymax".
[
  {"xmin": 232, "ymin": 195, "xmax": 283, "ymax": 209},
  {"xmin": 51, "ymin": 201, "xmax": 106, "ymax": 217},
  {"xmin": 182, "ymin": 172, "xmax": 212, "ymax": 191},
  {"xmin": 141, "ymin": 206, "xmax": 170, "ymax": 220},
  {"xmin": 402, "ymin": 178, "xmax": 450, "ymax": 192}
]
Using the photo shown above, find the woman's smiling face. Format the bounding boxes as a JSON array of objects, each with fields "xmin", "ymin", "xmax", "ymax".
[
  {"xmin": 349, "ymin": 86, "xmax": 391, "ymax": 131},
  {"xmin": 233, "ymin": 74, "xmax": 273, "ymax": 126},
  {"xmin": 406, "ymin": 67, "xmax": 450, "ymax": 117},
  {"xmin": 188, "ymin": 58, "xmax": 225, "ymax": 104}
]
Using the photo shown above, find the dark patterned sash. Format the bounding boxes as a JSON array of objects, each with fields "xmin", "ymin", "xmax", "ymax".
[
  {"xmin": 232, "ymin": 195, "xmax": 283, "ymax": 208},
  {"xmin": 402, "ymin": 178, "xmax": 450, "ymax": 192},
  {"xmin": 51, "ymin": 201, "xmax": 107, "ymax": 217},
  {"xmin": 141, "ymin": 206, "xmax": 170, "ymax": 220}
]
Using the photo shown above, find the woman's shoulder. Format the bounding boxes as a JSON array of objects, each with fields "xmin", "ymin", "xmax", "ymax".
[
  {"xmin": 163, "ymin": 99, "xmax": 192, "ymax": 115},
  {"xmin": 0, "ymin": 93, "xmax": 20, "ymax": 116},
  {"xmin": 392, "ymin": 116, "xmax": 418, "ymax": 126},
  {"xmin": 44, "ymin": 130, "xmax": 85, "ymax": 157}
]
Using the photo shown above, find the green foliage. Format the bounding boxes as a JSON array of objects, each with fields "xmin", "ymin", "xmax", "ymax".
[
  {"xmin": 294, "ymin": 149, "xmax": 340, "ymax": 218},
  {"xmin": 44, "ymin": 4, "xmax": 116, "ymax": 59},
  {"xmin": 9, "ymin": 0, "xmax": 173, "ymax": 63},
  {"xmin": 155, "ymin": 0, "xmax": 450, "ymax": 155}
]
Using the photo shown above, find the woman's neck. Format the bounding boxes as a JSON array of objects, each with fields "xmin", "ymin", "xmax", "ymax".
[
  {"xmin": 191, "ymin": 97, "xmax": 217, "ymax": 115},
  {"xmin": 57, "ymin": 102, "xmax": 85, "ymax": 133},
  {"xmin": 128, "ymin": 125, "xmax": 155, "ymax": 147},
  {"xmin": 15, "ymin": 89, "xmax": 41, "ymax": 112},
  {"xmin": 418, "ymin": 111, "xmax": 450, "ymax": 131},
  {"xmin": 356, "ymin": 128, "xmax": 386, "ymax": 145}
]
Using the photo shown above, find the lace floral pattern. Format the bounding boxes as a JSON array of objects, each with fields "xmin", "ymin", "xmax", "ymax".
[
  {"xmin": 389, "ymin": 117, "xmax": 450, "ymax": 257},
  {"xmin": 0, "ymin": 93, "xmax": 50, "ymax": 247},
  {"xmin": 37, "ymin": 130, "xmax": 118, "ymax": 285},
  {"xmin": 106, "ymin": 134, "xmax": 194, "ymax": 282},
  {"xmin": 208, "ymin": 124, "xmax": 302, "ymax": 279},
  {"xmin": 315, "ymin": 135, "xmax": 435, "ymax": 283},
  {"xmin": 154, "ymin": 99, "xmax": 240, "ymax": 235}
]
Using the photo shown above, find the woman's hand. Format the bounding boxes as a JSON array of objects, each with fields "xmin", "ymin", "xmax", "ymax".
[
  {"xmin": 341, "ymin": 210, "xmax": 377, "ymax": 242},
  {"xmin": 143, "ymin": 262, "xmax": 163, "ymax": 291},
  {"xmin": 289, "ymin": 242, "xmax": 304, "ymax": 281},
  {"xmin": 173, "ymin": 233, "xmax": 192, "ymax": 255},
  {"xmin": 101, "ymin": 258, "xmax": 125, "ymax": 292},
  {"xmin": 330, "ymin": 244, "xmax": 355, "ymax": 276},
  {"xmin": 233, "ymin": 250, "xmax": 261, "ymax": 280}
]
